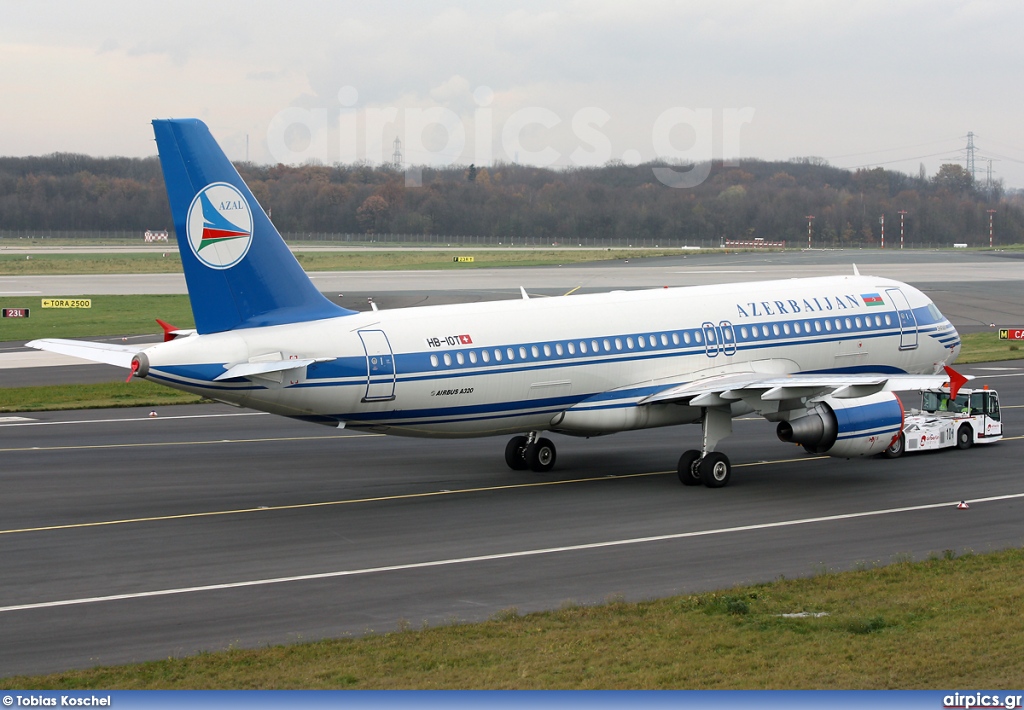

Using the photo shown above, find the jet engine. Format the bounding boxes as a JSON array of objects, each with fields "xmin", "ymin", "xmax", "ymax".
[{"xmin": 777, "ymin": 391, "xmax": 903, "ymax": 458}]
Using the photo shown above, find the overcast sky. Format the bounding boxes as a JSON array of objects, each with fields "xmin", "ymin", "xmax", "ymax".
[{"xmin": 3, "ymin": 0, "xmax": 1023, "ymax": 187}]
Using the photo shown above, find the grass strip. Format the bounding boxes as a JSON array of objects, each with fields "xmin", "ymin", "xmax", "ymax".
[
  {"xmin": 956, "ymin": 331, "xmax": 1024, "ymax": 363},
  {"xmin": 0, "ymin": 249, "xmax": 701, "ymax": 276},
  {"xmin": 0, "ymin": 295, "xmax": 194, "ymax": 341},
  {"xmin": 3, "ymin": 546, "xmax": 1022, "ymax": 688},
  {"xmin": 0, "ymin": 380, "xmax": 203, "ymax": 412}
]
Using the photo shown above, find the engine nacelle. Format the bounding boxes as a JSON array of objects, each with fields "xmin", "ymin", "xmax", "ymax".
[{"xmin": 777, "ymin": 392, "xmax": 903, "ymax": 458}]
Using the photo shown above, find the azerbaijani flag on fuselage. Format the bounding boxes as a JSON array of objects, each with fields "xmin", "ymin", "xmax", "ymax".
[
  {"xmin": 861, "ymin": 293, "xmax": 885, "ymax": 307},
  {"xmin": 197, "ymin": 192, "xmax": 250, "ymax": 251}
]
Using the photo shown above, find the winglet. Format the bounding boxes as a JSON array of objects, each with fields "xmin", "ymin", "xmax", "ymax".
[
  {"xmin": 156, "ymin": 318, "xmax": 180, "ymax": 342},
  {"xmin": 944, "ymin": 365, "xmax": 969, "ymax": 400}
]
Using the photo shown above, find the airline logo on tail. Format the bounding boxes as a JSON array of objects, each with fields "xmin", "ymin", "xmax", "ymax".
[{"xmin": 186, "ymin": 182, "xmax": 254, "ymax": 269}]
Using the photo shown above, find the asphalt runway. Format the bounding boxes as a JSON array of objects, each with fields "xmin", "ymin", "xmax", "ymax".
[
  {"xmin": 1, "ymin": 364, "xmax": 1023, "ymax": 677},
  {"xmin": 2, "ymin": 251, "xmax": 1023, "ymax": 677}
]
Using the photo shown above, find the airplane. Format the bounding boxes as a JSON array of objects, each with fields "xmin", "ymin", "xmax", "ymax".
[{"xmin": 28, "ymin": 118, "xmax": 967, "ymax": 488}]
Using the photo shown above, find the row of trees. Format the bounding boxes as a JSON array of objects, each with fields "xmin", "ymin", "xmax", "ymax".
[{"xmin": 1, "ymin": 152, "xmax": 1021, "ymax": 246}]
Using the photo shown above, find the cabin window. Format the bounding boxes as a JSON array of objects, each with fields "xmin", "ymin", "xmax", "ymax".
[
  {"xmin": 783, "ymin": 323, "xmax": 792, "ymax": 335},
  {"xmin": 772, "ymin": 324, "xmax": 780, "ymax": 336},
  {"xmin": 603, "ymin": 339, "xmax": 611, "ymax": 351},
  {"xmin": 875, "ymin": 315, "xmax": 882, "ymax": 327},
  {"xmin": 661, "ymin": 334, "xmax": 669, "ymax": 346},
  {"xmin": 824, "ymin": 320, "xmax": 832, "ymax": 332},
  {"xmin": 814, "ymin": 321, "xmax": 822, "ymax": 333},
  {"xmin": 855, "ymin": 317, "xmax": 863, "ymax": 329},
  {"xmin": 694, "ymin": 331, "xmax": 703, "ymax": 344},
  {"xmin": 566, "ymin": 342, "xmax": 574, "ymax": 355},
  {"xmin": 761, "ymin": 325, "xmax": 770, "ymax": 337},
  {"xmin": 507, "ymin": 348, "xmax": 516, "ymax": 360},
  {"xmin": 740, "ymin": 326, "xmax": 749, "ymax": 339},
  {"xmin": 614, "ymin": 338, "xmax": 623, "ymax": 350},
  {"xmin": 637, "ymin": 336, "xmax": 645, "ymax": 349},
  {"xmin": 531, "ymin": 345, "xmax": 540, "ymax": 358},
  {"xmin": 671, "ymin": 333, "xmax": 680, "ymax": 345},
  {"xmin": 481, "ymin": 350, "xmax": 490, "ymax": 363},
  {"xmin": 543, "ymin": 344, "xmax": 551, "ymax": 357},
  {"xmin": 682, "ymin": 332, "xmax": 691, "ymax": 344},
  {"xmin": 456, "ymin": 352, "xmax": 465, "ymax": 365},
  {"xmin": 579, "ymin": 341, "xmax": 587, "ymax": 354},
  {"xmin": 519, "ymin": 346, "xmax": 528, "ymax": 359},
  {"xmin": 430, "ymin": 354, "xmax": 439, "ymax": 367},
  {"xmin": 443, "ymin": 353, "xmax": 452, "ymax": 366},
  {"xmin": 884, "ymin": 314, "xmax": 892, "ymax": 326},
  {"xmin": 845, "ymin": 318, "xmax": 853, "ymax": 329},
  {"xmin": 626, "ymin": 337, "xmax": 634, "ymax": 349},
  {"xmin": 494, "ymin": 349, "xmax": 502, "ymax": 362},
  {"xmin": 468, "ymin": 351, "xmax": 478, "ymax": 364}
]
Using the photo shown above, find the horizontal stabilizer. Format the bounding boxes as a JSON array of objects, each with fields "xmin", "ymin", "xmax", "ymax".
[{"xmin": 25, "ymin": 338, "xmax": 143, "ymax": 369}]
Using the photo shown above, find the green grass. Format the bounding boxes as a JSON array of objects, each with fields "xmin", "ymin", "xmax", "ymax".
[
  {"xmin": 955, "ymin": 331, "xmax": 1024, "ymax": 363},
  {"xmin": 3, "ymin": 547, "xmax": 1022, "ymax": 688},
  {"xmin": 0, "ymin": 380, "xmax": 203, "ymax": 412},
  {"xmin": 0, "ymin": 249, "xmax": 703, "ymax": 276},
  {"xmin": 0, "ymin": 294, "xmax": 194, "ymax": 341},
  {"xmin": 0, "ymin": 252, "xmax": 183, "ymax": 275}
]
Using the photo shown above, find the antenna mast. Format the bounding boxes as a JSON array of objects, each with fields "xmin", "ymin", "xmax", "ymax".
[{"xmin": 392, "ymin": 136, "xmax": 403, "ymax": 169}]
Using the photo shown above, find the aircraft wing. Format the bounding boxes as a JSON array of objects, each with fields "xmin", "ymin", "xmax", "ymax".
[
  {"xmin": 640, "ymin": 370, "xmax": 969, "ymax": 408},
  {"xmin": 25, "ymin": 338, "xmax": 143, "ymax": 369}
]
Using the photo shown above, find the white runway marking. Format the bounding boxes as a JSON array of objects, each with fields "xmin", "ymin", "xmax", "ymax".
[
  {"xmin": 0, "ymin": 411, "xmax": 268, "ymax": 427},
  {"xmin": 4, "ymin": 491, "xmax": 1023, "ymax": 614}
]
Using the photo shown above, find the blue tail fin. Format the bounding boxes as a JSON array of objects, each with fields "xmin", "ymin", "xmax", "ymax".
[{"xmin": 152, "ymin": 118, "xmax": 355, "ymax": 333}]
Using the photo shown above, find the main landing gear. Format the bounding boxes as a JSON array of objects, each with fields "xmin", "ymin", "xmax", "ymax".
[
  {"xmin": 505, "ymin": 432, "xmax": 557, "ymax": 473},
  {"xmin": 677, "ymin": 406, "xmax": 733, "ymax": 488}
]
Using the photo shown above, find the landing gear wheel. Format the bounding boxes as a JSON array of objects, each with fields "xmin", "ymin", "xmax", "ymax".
[
  {"xmin": 677, "ymin": 450, "xmax": 702, "ymax": 486},
  {"xmin": 526, "ymin": 437, "xmax": 556, "ymax": 472},
  {"xmin": 956, "ymin": 424, "xmax": 973, "ymax": 450},
  {"xmin": 699, "ymin": 452, "xmax": 731, "ymax": 488},
  {"xmin": 504, "ymin": 435, "xmax": 529, "ymax": 471},
  {"xmin": 883, "ymin": 433, "xmax": 905, "ymax": 459}
]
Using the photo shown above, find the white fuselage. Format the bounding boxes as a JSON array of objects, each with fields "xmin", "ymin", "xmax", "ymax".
[{"xmin": 140, "ymin": 274, "xmax": 959, "ymax": 438}]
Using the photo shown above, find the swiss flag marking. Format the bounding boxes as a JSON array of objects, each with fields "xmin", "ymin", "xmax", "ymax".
[{"xmin": 459, "ymin": 334, "xmax": 473, "ymax": 344}]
